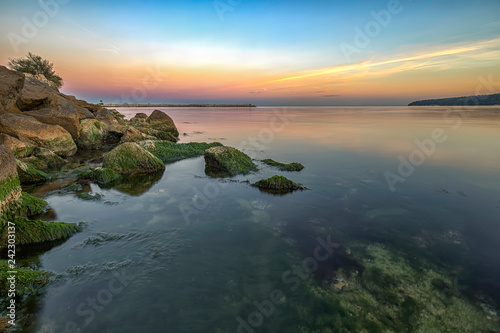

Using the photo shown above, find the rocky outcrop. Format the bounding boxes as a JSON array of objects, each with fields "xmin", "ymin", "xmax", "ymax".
[
  {"xmin": 204, "ymin": 146, "xmax": 257, "ymax": 176},
  {"xmin": 131, "ymin": 112, "xmax": 148, "ymax": 122},
  {"xmin": 0, "ymin": 145, "xmax": 22, "ymax": 219},
  {"xmin": 25, "ymin": 104, "xmax": 81, "ymax": 139},
  {"xmin": 102, "ymin": 142, "xmax": 165, "ymax": 175},
  {"xmin": 0, "ymin": 133, "xmax": 34, "ymax": 158},
  {"xmin": 0, "ymin": 66, "xmax": 25, "ymax": 113},
  {"xmin": 120, "ymin": 126, "xmax": 156, "ymax": 143},
  {"xmin": 0, "ymin": 113, "xmax": 77, "ymax": 157},
  {"xmin": 146, "ymin": 110, "xmax": 179, "ymax": 137}
]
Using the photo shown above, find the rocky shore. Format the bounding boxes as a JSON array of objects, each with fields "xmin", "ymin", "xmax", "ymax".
[{"xmin": 0, "ymin": 65, "xmax": 305, "ymax": 322}]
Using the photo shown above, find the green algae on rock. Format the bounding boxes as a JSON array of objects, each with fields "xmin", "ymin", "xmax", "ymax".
[
  {"xmin": 252, "ymin": 175, "xmax": 305, "ymax": 193},
  {"xmin": 21, "ymin": 147, "xmax": 65, "ymax": 170},
  {"xmin": 103, "ymin": 142, "xmax": 165, "ymax": 175},
  {"xmin": 139, "ymin": 140, "xmax": 223, "ymax": 163},
  {"xmin": 78, "ymin": 168, "xmax": 121, "ymax": 185},
  {"xmin": 76, "ymin": 192, "xmax": 103, "ymax": 201},
  {"xmin": 261, "ymin": 158, "xmax": 304, "ymax": 171},
  {"xmin": 15, "ymin": 159, "xmax": 50, "ymax": 184},
  {"xmin": 146, "ymin": 109, "xmax": 179, "ymax": 137},
  {"xmin": 0, "ymin": 260, "xmax": 50, "ymax": 297},
  {"xmin": 0, "ymin": 217, "xmax": 81, "ymax": 249},
  {"xmin": 77, "ymin": 119, "xmax": 108, "ymax": 150},
  {"xmin": 204, "ymin": 145, "xmax": 257, "ymax": 177},
  {"xmin": 18, "ymin": 192, "xmax": 48, "ymax": 217}
]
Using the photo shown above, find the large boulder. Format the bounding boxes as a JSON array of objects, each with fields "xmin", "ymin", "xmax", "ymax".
[
  {"xmin": 204, "ymin": 146, "xmax": 257, "ymax": 176},
  {"xmin": 0, "ymin": 145, "xmax": 22, "ymax": 219},
  {"xmin": 75, "ymin": 99, "xmax": 102, "ymax": 113},
  {"xmin": 0, "ymin": 66, "xmax": 25, "ymax": 113},
  {"xmin": 25, "ymin": 104, "xmax": 81, "ymax": 139},
  {"xmin": 102, "ymin": 142, "xmax": 165, "ymax": 175},
  {"xmin": 0, "ymin": 113, "xmax": 77, "ymax": 157},
  {"xmin": 0, "ymin": 133, "xmax": 35, "ymax": 158},
  {"xmin": 77, "ymin": 119, "xmax": 107, "ymax": 150},
  {"xmin": 17, "ymin": 75, "xmax": 94, "ymax": 121},
  {"xmin": 146, "ymin": 110, "xmax": 179, "ymax": 137}
]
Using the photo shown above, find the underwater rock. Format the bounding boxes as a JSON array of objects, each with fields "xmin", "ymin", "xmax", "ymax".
[
  {"xmin": 77, "ymin": 167, "xmax": 121, "ymax": 185},
  {"xmin": 252, "ymin": 175, "xmax": 304, "ymax": 193},
  {"xmin": 204, "ymin": 145, "xmax": 257, "ymax": 177},
  {"xmin": 261, "ymin": 158, "xmax": 304, "ymax": 171}
]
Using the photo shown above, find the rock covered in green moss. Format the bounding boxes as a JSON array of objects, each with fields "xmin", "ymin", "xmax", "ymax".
[
  {"xmin": 0, "ymin": 217, "xmax": 81, "ymax": 249},
  {"xmin": 204, "ymin": 146, "xmax": 257, "ymax": 176},
  {"xmin": 135, "ymin": 127, "xmax": 179, "ymax": 142},
  {"xmin": 139, "ymin": 140, "xmax": 223, "ymax": 162},
  {"xmin": 0, "ymin": 145, "xmax": 22, "ymax": 219},
  {"xmin": 120, "ymin": 126, "xmax": 156, "ymax": 143},
  {"xmin": 77, "ymin": 119, "xmax": 108, "ymax": 150},
  {"xmin": 22, "ymin": 147, "xmax": 65, "ymax": 170},
  {"xmin": 18, "ymin": 192, "xmax": 48, "ymax": 217},
  {"xmin": 146, "ymin": 110, "xmax": 179, "ymax": 137},
  {"xmin": 16, "ymin": 159, "xmax": 50, "ymax": 184},
  {"xmin": 78, "ymin": 168, "xmax": 121, "ymax": 185},
  {"xmin": 0, "ymin": 260, "xmax": 50, "ymax": 297},
  {"xmin": 262, "ymin": 158, "xmax": 304, "ymax": 171},
  {"xmin": 103, "ymin": 142, "xmax": 165, "ymax": 175},
  {"xmin": 252, "ymin": 175, "xmax": 304, "ymax": 192},
  {"xmin": 76, "ymin": 192, "xmax": 103, "ymax": 201}
]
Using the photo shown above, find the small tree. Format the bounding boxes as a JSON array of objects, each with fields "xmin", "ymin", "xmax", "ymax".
[{"xmin": 8, "ymin": 52, "xmax": 63, "ymax": 88}]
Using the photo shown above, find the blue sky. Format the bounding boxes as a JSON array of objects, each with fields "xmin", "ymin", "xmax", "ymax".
[{"xmin": 0, "ymin": 0, "xmax": 499, "ymax": 105}]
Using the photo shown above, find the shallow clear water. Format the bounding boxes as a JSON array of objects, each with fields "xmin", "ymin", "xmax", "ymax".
[{"xmin": 28, "ymin": 106, "xmax": 500, "ymax": 332}]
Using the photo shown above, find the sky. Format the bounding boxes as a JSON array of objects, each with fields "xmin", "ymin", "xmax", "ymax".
[{"xmin": 0, "ymin": 0, "xmax": 499, "ymax": 106}]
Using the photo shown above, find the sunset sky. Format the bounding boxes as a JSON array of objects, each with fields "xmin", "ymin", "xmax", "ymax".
[{"xmin": 1, "ymin": 0, "xmax": 499, "ymax": 105}]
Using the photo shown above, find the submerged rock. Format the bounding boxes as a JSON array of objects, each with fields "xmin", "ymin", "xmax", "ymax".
[
  {"xmin": 139, "ymin": 140, "xmax": 222, "ymax": 162},
  {"xmin": 262, "ymin": 158, "xmax": 304, "ymax": 171},
  {"xmin": 204, "ymin": 145, "xmax": 257, "ymax": 176},
  {"xmin": 252, "ymin": 175, "xmax": 304, "ymax": 193},
  {"xmin": 103, "ymin": 142, "xmax": 165, "ymax": 175},
  {"xmin": 78, "ymin": 168, "xmax": 121, "ymax": 185}
]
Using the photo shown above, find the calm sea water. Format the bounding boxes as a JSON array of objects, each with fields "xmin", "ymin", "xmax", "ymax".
[{"xmin": 26, "ymin": 106, "xmax": 500, "ymax": 332}]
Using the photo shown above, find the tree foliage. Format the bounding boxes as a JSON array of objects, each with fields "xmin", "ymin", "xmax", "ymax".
[{"xmin": 8, "ymin": 52, "xmax": 63, "ymax": 88}]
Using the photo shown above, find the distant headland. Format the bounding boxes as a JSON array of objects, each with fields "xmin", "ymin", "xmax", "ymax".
[
  {"xmin": 408, "ymin": 93, "xmax": 500, "ymax": 106},
  {"xmin": 102, "ymin": 103, "xmax": 257, "ymax": 108}
]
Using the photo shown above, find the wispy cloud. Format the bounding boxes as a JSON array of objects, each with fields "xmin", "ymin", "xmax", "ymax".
[{"xmin": 267, "ymin": 38, "xmax": 500, "ymax": 84}]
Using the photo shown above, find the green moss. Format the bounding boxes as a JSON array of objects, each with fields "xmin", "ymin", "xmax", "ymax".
[
  {"xmin": 77, "ymin": 192, "xmax": 103, "ymax": 201},
  {"xmin": 15, "ymin": 159, "xmax": 50, "ymax": 185},
  {"xmin": 0, "ymin": 176, "xmax": 20, "ymax": 205},
  {"xmin": 252, "ymin": 175, "xmax": 305, "ymax": 193},
  {"xmin": 78, "ymin": 168, "xmax": 121, "ymax": 185},
  {"xmin": 103, "ymin": 142, "xmax": 165, "ymax": 175},
  {"xmin": 17, "ymin": 192, "xmax": 47, "ymax": 217},
  {"xmin": 262, "ymin": 158, "xmax": 305, "ymax": 171},
  {"xmin": 0, "ymin": 217, "xmax": 81, "ymax": 248},
  {"xmin": 204, "ymin": 146, "xmax": 257, "ymax": 176},
  {"xmin": 136, "ymin": 127, "xmax": 179, "ymax": 142},
  {"xmin": 139, "ymin": 140, "xmax": 222, "ymax": 162},
  {"xmin": 0, "ymin": 260, "xmax": 50, "ymax": 297},
  {"xmin": 22, "ymin": 147, "xmax": 65, "ymax": 170}
]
